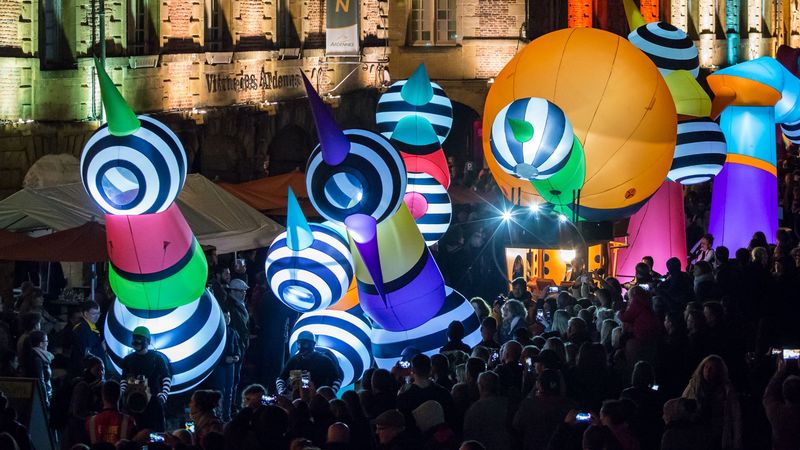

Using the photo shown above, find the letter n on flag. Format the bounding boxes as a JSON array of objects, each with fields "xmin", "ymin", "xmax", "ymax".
[{"xmin": 326, "ymin": 0, "xmax": 359, "ymax": 55}]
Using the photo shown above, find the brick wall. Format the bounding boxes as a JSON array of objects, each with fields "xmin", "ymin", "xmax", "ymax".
[
  {"xmin": 0, "ymin": 65, "xmax": 20, "ymax": 116},
  {"xmin": 304, "ymin": 0, "xmax": 325, "ymax": 48},
  {"xmin": 478, "ymin": 0, "xmax": 518, "ymax": 37},
  {"xmin": 239, "ymin": 0, "xmax": 265, "ymax": 36},
  {"xmin": 169, "ymin": 0, "xmax": 193, "ymax": 37},
  {"xmin": 0, "ymin": 0, "xmax": 20, "ymax": 49},
  {"xmin": 475, "ymin": 44, "xmax": 517, "ymax": 78},
  {"xmin": 163, "ymin": 60, "xmax": 196, "ymax": 109}
]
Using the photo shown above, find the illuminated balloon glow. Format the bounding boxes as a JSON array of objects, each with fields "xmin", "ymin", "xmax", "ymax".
[
  {"xmin": 668, "ymin": 118, "xmax": 727, "ymax": 185},
  {"xmin": 483, "ymin": 28, "xmax": 677, "ymax": 221},
  {"xmin": 404, "ymin": 172, "xmax": 452, "ymax": 246},
  {"xmin": 627, "ymin": 22, "xmax": 700, "ymax": 78},
  {"xmin": 306, "ymin": 129, "xmax": 407, "ymax": 225},
  {"xmin": 81, "ymin": 115, "xmax": 187, "ymax": 216},
  {"xmin": 288, "ymin": 308, "xmax": 372, "ymax": 387},
  {"xmin": 490, "ymin": 97, "xmax": 574, "ymax": 181},
  {"xmin": 371, "ymin": 287, "xmax": 480, "ymax": 369},
  {"xmin": 265, "ymin": 223, "xmax": 354, "ymax": 312},
  {"xmin": 104, "ymin": 289, "xmax": 226, "ymax": 394}
]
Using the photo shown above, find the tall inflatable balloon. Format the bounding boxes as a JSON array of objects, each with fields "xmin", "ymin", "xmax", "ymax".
[
  {"xmin": 483, "ymin": 27, "xmax": 677, "ymax": 221},
  {"xmin": 80, "ymin": 60, "xmax": 222, "ymax": 392}
]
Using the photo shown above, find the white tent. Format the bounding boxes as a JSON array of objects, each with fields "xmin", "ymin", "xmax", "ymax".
[{"xmin": 0, "ymin": 174, "xmax": 283, "ymax": 254}]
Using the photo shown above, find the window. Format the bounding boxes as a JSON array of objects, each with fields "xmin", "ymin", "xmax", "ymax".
[
  {"xmin": 128, "ymin": 0, "xmax": 156, "ymax": 55},
  {"xmin": 40, "ymin": 0, "xmax": 71, "ymax": 68},
  {"xmin": 410, "ymin": 0, "xmax": 456, "ymax": 46},
  {"xmin": 277, "ymin": 0, "xmax": 301, "ymax": 48},
  {"xmin": 206, "ymin": 0, "xmax": 224, "ymax": 50}
]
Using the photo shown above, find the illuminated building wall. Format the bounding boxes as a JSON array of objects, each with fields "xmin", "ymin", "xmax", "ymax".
[{"xmin": 568, "ymin": 0, "xmax": 592, "ymax": 28}]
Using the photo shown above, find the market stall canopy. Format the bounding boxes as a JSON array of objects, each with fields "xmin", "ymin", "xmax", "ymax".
[
  {"xmin": 0, "ymin": 174, "xmax": 282, "ymax": 254},
  {"xmin": 0, "ymin": 229, "xmax": 32, "ymax": 250},
  {"xmin": 0, "ymin": 221, "xmax": 107, "ymax": 262}
]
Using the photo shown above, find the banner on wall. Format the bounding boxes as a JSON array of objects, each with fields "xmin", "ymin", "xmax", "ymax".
[{"xmin": 326, "ymin": 0, "xmax": 359, "ymax": 55}]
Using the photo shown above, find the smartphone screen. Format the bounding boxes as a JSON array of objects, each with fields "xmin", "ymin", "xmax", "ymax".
[
  {"xmin": 301, "ymin": 375, "xmax": 310, "ymax": 389},
  {"xmin": 783, "ymin": 349, "xmax": 800, "ymax": 360},
  {"xmin": 576, "ymin": 412, "xmax": 591, "ymax": 422},
  {"xmin": 399, "ymin": 360, "xmax": 411, "ymax": 369},
  {"xmin": 149, "ymin": 433, "xmax": 164, "ymax": 442},
  {"xmin": 548, "ymin": 286, "xmax": 559, "ymax": 293},
  {"xmin": 651, "ymin": 384, "xmax": 659, "ymax": 391},
  {"xmin": 638, "ymin": 284, "xmax": 650, "ymax": 291},
  {"xmin": 185, "ymin": 421, "xmax": 195, "ymax": 433}
]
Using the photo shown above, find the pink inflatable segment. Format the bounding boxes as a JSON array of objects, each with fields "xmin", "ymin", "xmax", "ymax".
[
  {"xmin": 615, "ymin": 180, "xmax": 687, "ymax": 281},
  {"xmin": 105, "ymin": 203, "xmax": 193, "ymax": 275}
]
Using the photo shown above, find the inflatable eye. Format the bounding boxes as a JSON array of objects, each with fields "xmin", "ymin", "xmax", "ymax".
[
  {"xmin": 668, "ymin": 118, "xmax": 727, "ymax": 185},
  {"xmin": 628, "ymin": 22, "xmax": 700, "ymax": 78},
  {"xmin": 104, "ymin": 290, "xmax": 225, "ymax": 394}
]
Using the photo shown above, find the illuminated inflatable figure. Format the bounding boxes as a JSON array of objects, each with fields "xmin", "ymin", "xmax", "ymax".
[
  {"xmin": 106, "ymin": 204, "xmax": 208, "ymax": 310},
  {"xmin": 81, "ymin": 60, "xmax": 207, "ymax": 311},
  {"xmin": 81, "ymin": 62, "xmax": 187, "ymax": 216},
  {"xmin": 371, "ymin": 286, "xmax": 481, "ymax": 369},
  {"xmin": 490, "ymin": 97, "xmax": 575, "ymax": 181},
  {"xmin": 404, "ymin": 172, "xmax": 452, "ymax": 246},
  {"xmin": 288, "ymin": 307, "xmax": 372, "ymax": 388},
  {"xmin": 706, "ymin": 57, "xmax": 800, "ymax": 250},
  {"xmin": 627, "ymin": 22, "xmax": 700, "ymax": 78},
  {"xmin": 781, "ymin": 120, "xmax": 800, "ymax": 144},
  {"xmin": 483, "ymin": 28, "xmax": 676, "ymax": 221},
  {"xmin": 104, "ymin": 289, "xmax": 226, "ymax": 394},
  {"xmin": 265, "ymin": 189, "xmax": 354, "ymax": 312},
  {"xmin": 376, "ymin": 64, "xmax": 454, "ymax": 155},
  {"xmin": 667, "ymin": 118, "xmax": 727, "ymax": 185},
  {"xmin": 401, "ymin": 151, "xmax": 450, "ymax": 190}
]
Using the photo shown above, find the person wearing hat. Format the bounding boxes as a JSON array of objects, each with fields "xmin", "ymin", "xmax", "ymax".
[
  {"xmin": 119, "ymin": 326, "xmax": 172, "ymax": 431},
  {"xmin": 226, "ymin": 277, "xmax": 251, "ymax": 404},
  {"xmin": 275, "ymin": 331, "xmax": 342, "ymax": 396},
  {"xmin": 372, "ymin": 409, "xmax": 420, "ymax": 449},
  {"xmin": 513, "ymin": 368, "xmax": 576, "ymax": 450}
]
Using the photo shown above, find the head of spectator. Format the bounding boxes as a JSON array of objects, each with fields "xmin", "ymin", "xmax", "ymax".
[
  {"xmin": 227, "ymin": 278, "xmax": 249, "ymax": 304},
  {"xmin": 552, "ymin": 310, "xmax": 570, "ymax": 339},
  {"xmin": 791, "ymin": 247, "xmax": 800, "ymax": 268},
  {"xmin": 212, "ymin": 265, "xmax": 231, "ymax": 284},
  {"xmin": 241, "ymin": 383, "xmax": 267, "ymax": 410},
  {"xmin": 577, "ymin": 308, "xmax": 593, "ymax": 327},
  {"xmin": 783, "ymin": 375, "xmax": 800, "ymax": 405},
  {"xmin": 703, "ymin": 301, "xmax": 724, "ymax": 328},
  {"xmin": 327, "ymin": 422, "xmax": 350, "ymax": 444},
  {"xmin": 340, "ymin": 390, "xmax": 364, "ymax": 420},
  {"xmin": 465, "ymin": 357, "xmax": 486, "ymax": 385},
  {"xmin": 189, "ymin": 390, "xmax": 222, "ymax": 421},
  {"xmin": 500, "ymin": 340, "xmax": 522, "ymax": 365},
  {"xmin": 471, "ymin": 346, "xmax": 490, "ymax": 363},
  {"xmin": 501, "ymin": 299, "xmax": 526, "ymax": 325},
  {"xmin": 685, "ymin": 309, "xmax": 706, "ymax": 335},
  {"xmin": 80, "ymin": 301, "xmax": 101, "ymax": 325},
  {"xmin": 664, "ymin": 311, "xmax": 686, "ymax": 337},
  {"xmin": 595, "ymin": 288, "xmax": 612, "ymax": 309},
  {"xmin": 256, "ymin": 405, "xmax": 290, "ymax": 441},
  {"xmin": 599, "ymin": 399, "xmax": 628, "ymax": 428},
  {"xmin": 716, "ymin": 246, "xmax": 730, "ymax": 265},
  {"xmin": 635, "ymin": 262, "xmax": 652, "ymax": 282},
  {"xmin": 477, "ymin": 371, "xmax": 500, "ymax": 399},
  {"xmin": 749, "ymin": 231, "xmax": 768, "ymax": 250},
  {"xmin": 413, "ymin": 400, "xmax": 446, "ymax": 433},
  {"xmin": 689, "ymin": 355, "xmax": 730, "ymax": 392},
  {"xmin": 700, "ymin": 233, "xmax": 714, "ymax": 250},
  {"xmin": 470, "ymin": 297, "xmax": 491, "ymax": 322},
  {"xmin": 666, "ymin": 257, "xmax": 682, "ymax": 275},
  {"xmin": 521, "ymin": 345, "xmax": 540, "ymax": 365},
  {"xmin": 631, "ymin": 360, "xmax": 655, "ymax": 390},
  {"xmin": 735, "ymin": 247, "xmax": 752, "ymax": 268},
  {"xmin": 431, "ymin": 354, "xmax": 451, "ymax": 384},
  {"xmin": 101, "ymin": 380, "xmax": 122, "ymax": 409},
  {"xmin": 411, "ymin": 353, "xmax": 432, "ymax": 383},
  {"xmin": 752, "ymin": 246, "xmax": 769, "ymax": 268},
  {"xmin": 171, "ymin": 429, "xmax": 193, "ymax": 447},
  {"xmin": 693, "ymin": 260, "xmax": 713, "ymax": 279},
  {"xmin": 567, "ymin": 317, "xmax": 589, "ymax": 344},
  {"xmin": 543, "ymin": 337, "xmax": 566, "ymax": 364},
  {"xmin": 600, "ymin": 319, "xmax": 617, "ymax": 348},
  {"xmin": 360, "ymin": 368, "xmax": 374, "ymax": 393},
  {"xmin": 29, "ymin": 330, "xmax": 47, "ymax": 351},
  {"xmin": 459, "ymin": 441, "xmax": 486, "ymax": 450},
  {"xmin": 84, "ymin": 355, "xmax": 105, "ymax": 381},
  {"xmin": 202, "ymin": 431, "xmax": 225, "ymax": 450},
  {"xmin": 533, "ymin": 349, "xmax": 561, "ymax": 374},
  {"xmin": 532, "ymin": 335, "xmax": 547, "ymax": 349},
  {"xmin": 535, "ymin": 368, "xmax": 562, "ymax": 397},
  {"xmin": 556, "ymin": 291, "xmax": 574, "ymax": 311},
  {"xmin": 513, "ymin": 327, "xmax": 532, "ymax": 346},
  {"xmin": 564, "ymin": 342, "xmax": 578, "ymax": 367},
  {"xmin": 20, "ymin": 312, "xmax": 42, "ymax": 333},
  {"xmin": 662, "ymin": 397, "xmax": 699, "ymax": 424},
  {"xmin": 576, "ymin": 342, "xmax": 607, "ymax": 373},
  {"xmin": 372, "ymin": 409, "xmax": 405, "ymax": 445},
  {"xmin": 447, "ymin": 320, "xmax": 466, "ymax": 343},
  {"xmin": 596, "ymin": 308, "xmax": 614, "ymax": 330},
  {"xmin": 510, "ymin": 278, "xmax": 529, "ymax": 300},
  {"xmin": 480, "ymin": 317, "xmax": 497, "ymax": 343}
]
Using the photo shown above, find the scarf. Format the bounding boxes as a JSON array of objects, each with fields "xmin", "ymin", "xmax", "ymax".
[
  {"xmin": 33, "ymin": 346, "xmax": 54, "ymax": 364},
  {"xmin": 85, "ymin": 318, "xmax": 100, "ymax": 334}
]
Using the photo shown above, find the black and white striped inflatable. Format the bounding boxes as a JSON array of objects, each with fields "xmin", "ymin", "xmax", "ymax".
[
  {"xmin": 628, "ymin": 22, "xmax": 700, "ymax": 78},
  {"xmin": 667, "ymin": 118, "xmax": 727, "ymax": 185},
  {"xmin": 371, "ymin": 286, "xmax": 481, "ymax": 369},
  {"xmin": 376, "ymin": 80, "xmax": 453, "ymax": 155},
  {"xmin": 104, "ymin": 289, "xmax": 225, "ymax": 394},
  {"xmin": 265, "ymin": 223, "xmax": 354, "ymax": 312},
  {"xmin": 404, "ymin": 172, "xmax": 452, "ymax": 246},
  {"xmin": 306, "ymin": 129, "xmax": 407, "ymax": 224},
  {"xmin": 288, "ymin": 307, "xmax": 373, "ymax": 388},
  {"xmin": 781, "ymin": 119, "xmax": 800, "ymax": 144},
  {"xmin": 81, "ymin": 115, "xmax": 187, "ymax": 215}
]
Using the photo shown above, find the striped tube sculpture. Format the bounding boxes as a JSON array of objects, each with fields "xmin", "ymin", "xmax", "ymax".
[{"xmin": 80, "ymin": 60, "xmax": 220, "ymax": 391}]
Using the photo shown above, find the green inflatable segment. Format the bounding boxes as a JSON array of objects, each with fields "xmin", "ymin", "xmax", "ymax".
[
  {"xmin": 508, "ymin": 118, "xmax": 534, "ymax": 143},
  {"xmin": 95, "ymin": 58, "xmax": 140, "ymax": 136},
  {"xmin": 531, "ymin": 136, "xmax": 586, "ymax": 206},
  {"xmin": 109, "ymin": 239, "xmax": 208, "ymax": 310}
]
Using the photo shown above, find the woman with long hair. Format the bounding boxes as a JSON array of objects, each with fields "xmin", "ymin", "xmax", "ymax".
[{"xmin": 682, "ymin": 355, "xmax": 743, "ymax": 450}]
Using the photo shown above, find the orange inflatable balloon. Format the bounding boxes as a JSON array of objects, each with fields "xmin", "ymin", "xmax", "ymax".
[
  {"xmin": 327, "ymin": 278, "xmax": 359, "ymax": 312},
  {"xmin": 483, "ymin": 28, "xmax": 677, "ymax": 221}
]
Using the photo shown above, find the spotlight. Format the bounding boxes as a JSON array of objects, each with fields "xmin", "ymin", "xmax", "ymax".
[
  {"xmin": 501, "ymin": 210, "xmax": 513, "ymax": 221},
  {"xmin": 560, "ymin": 249, "xmax": 576, "ymax": 262},
  {"xmin": 558, "ymin": 214, "xmax": 568, "ymax": 223},
  {"xmin": 528, "ymin": 203, "xmax": 540, "ymax": 213}
]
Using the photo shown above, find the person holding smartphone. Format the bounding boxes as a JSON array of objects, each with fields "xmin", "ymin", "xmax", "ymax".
[
  {"xmin": 276, "ymin": 331, "xmax": 342, "ymax": 397},
  {"xmin": 763, "ymin": 357, "xmax": 800, "ymax": 450}
]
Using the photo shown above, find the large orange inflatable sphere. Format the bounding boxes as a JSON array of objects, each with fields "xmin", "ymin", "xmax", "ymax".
[{"xmin": 484, "ymin": 28, "xmax": 677, "ymax": 221}]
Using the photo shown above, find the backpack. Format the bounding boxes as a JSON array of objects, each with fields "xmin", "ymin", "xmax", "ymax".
[{"xmin": 49, "ymin": 375, "xmax": 81, "ymax": 428}]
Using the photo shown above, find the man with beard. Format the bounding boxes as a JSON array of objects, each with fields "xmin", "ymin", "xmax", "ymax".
[
  {"xmin": 276, "ymin": 331, "xmax": 341, "ymax": 396},
  {"xmin": 119, "ymin": 327, "xmax": 172, "ymax": 431}
]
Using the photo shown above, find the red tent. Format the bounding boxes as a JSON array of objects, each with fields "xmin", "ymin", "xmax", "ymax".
[
  {"xmin": 0, "ymin": 229, "xmax": 32, "ymax": 250},
  {"xmin": 0, "ymin": 222, "xmax": 107, "ymax": 262}
]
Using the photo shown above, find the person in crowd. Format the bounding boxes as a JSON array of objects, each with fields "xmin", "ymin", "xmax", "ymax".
[
  {"xmin": 440, "ymin": 321, "xmax": 472, "ymax": 354},
  {"xmin": 189, "ymin": 390, "xmax": 224, "ymax": 443},
  {"xmin": 566, "ymin": 317, "xmax": 590, "ymax": 349},
  {"xmin": 641, "ymin": 256, "xmax": 662, "ymax": 279},
  {"xmin": 226, "ymin": 278, "xmax": 250, "ymax": 402},
  {"xmin": 458, "ymin": 441, "xmax": 485, "ymax": 450},
  {"xmin": 0, "ymin": 432, "xmax": 20, "ymax": 450},
  {"xmin": 690, "ymin": 233, "xmax": 716, "ymax": 266},
  {"xmin": 585, "ymin": 399, "xmax": 640, "ymax": 450},
  {"xmin": 0, "ymin": 393, "xmax": 32, "ymax": 450},
  {"xmin": 325, "ymin": 421, "xmax": 351, "ymax": 450},
  {"xmin": 65, "ymin": 356, "xmax": 105, "ymax": 446},
  {"xmin": 21, "ymin": 330, "xmax": 52, "ymax": 405},
  {"xmin": 413, "ymin": 400, "xmax": 458, "ymax": 450},
  {"xmin": 660, "ymin": 397, "xmax": 706, "ymax": 450},
  {"xmin": 508, "ymin": 278, "xmax": 533, "ymax": 308},
  {"xmin": 618, "ymin": 286, "xmax": 662, "ymax": 366},
  {"xmin": 692, "ymin": 261, "xmax": 716, "ymax": 302},
  {"xmin": 70, "ymin": 301, "xmax": 105, "ymax": 375},
  {"xmin": 463, "ymin": 371, "xmax": 511, "ymax": 449},
  {"xmin": 498, "ymin": 299, "xmax": 527, "ymax": 344},
  {"xmin": 86, "ymin": 380, "xmax": 135, "ymax": 445},
  {"xmin": 658, "ymin": 311, "xmax": 691, "ymax": 398},
  {"xmin": 451, "ymin": 357, "xmax": 485, "ymax": 429},
  {"xmin": 119, "ymin": 326, "xmax": 172, "ymax": 431},
  {"xmin": 372, "ymin": 409, "xmax": 420, "ymax": 450},
  {"xmin": 514, "ymin": 368, "xmax": 574, "ymax": 450},
  {"xmin": 396, "ymin": 354, "xmax": 454, "ymax": 428},
  {"xmin": 476, "ymin": 317, "xmax": 500, "ymax": 350},
  {"xmin": 15, "ymin": 313, "xmax": 41, "ymax": 366},
  {"xmin": 567, "ymin": 343, "xmax": 616, "ymax": 412},
  {"xmin": 682, "ymin": 355, "xmax": 742, "ymax": 450},
  {"xmin": 210, "ymin": 311, "xmax": 241, "ymax": 421},
  {"xmin": 277, "ymin": 331, "xmax": 342, "ymax": 396},
  {"xmin": 430, "ymin": 354, "xmax": 455, "ymax": 391},
  {"xmin": 493, "ymin": 340, "xmax": 524, "ymax": 395},
  {"xmin": 749, "ymin": 231, "xmax": 769, "ymax": 251},
  {"xmin": 657, "ymin": 257, "xmax": 695, "ymax": 312},
  {"xmin": 762, "ymin": 358, "xmax": 800, "ymax": 450},
  {"xmin": 621, "ymin": 361, "xmax": 663, "ymax": 450},
  {"xmin": 549, "ymin": 310, "xmax": 570, "ymax": 340},
  {"xmin": 469, "ymin": 298, "xmax": 491, "ymax": 323}
]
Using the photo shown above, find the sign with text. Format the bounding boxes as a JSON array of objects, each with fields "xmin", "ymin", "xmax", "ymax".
[{"xmin": 326, "ymin": 0, "xmax": 359, "ymax": 55}]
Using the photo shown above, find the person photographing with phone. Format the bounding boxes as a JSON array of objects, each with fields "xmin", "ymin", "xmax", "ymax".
[
  {"xmin": 119, "ymin": 326, "xmax": 172, "ymax": 432},
  {"xmin": 763, "ymin": 355, "xmax": 800, "ymax": 449},
  {"xmin": 276, "ymin": 331, "xmax": 342, "ymax": 397}
]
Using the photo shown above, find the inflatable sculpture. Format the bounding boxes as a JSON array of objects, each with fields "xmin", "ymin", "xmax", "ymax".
[
  {"xmin": 80, "ymin": 61, "xmax": 223, "ymax": 393},
  {"xmin": 483, "ymin": 27, "xmax": 677, "ymax": 221},
  {"xmin": 706, "ymin": 57, "xmax": 800, "ymax": 250}
]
